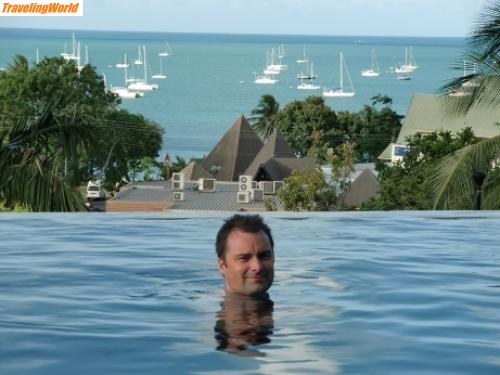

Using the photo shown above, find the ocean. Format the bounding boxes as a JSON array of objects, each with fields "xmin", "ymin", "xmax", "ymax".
[{"xmin": 0, "ymin": 28, "xmax": 466, "ymax": 160}]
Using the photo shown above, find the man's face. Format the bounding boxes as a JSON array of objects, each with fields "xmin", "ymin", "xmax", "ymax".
[{"xmin": 218, "ymin": 229, "xmax": 274, "ymax": 296}]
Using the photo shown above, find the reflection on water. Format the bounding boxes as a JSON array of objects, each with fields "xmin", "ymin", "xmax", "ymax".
[{"xmin": 214, "ymin": 294, "xmax": 274, "ymax": 357}]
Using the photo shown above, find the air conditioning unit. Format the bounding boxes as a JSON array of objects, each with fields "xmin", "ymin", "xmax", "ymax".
[
  {"xmin": 251, "ymin": 181, "xmax": 259, "ymax": 189},
  {"xmin": 237, "ymin": 191, "xmax": 251, "ymax": 204},
  {"xmin": 251, "ymin": 189, "xmax": 263, "ymax": 202},
  {"xmin": 260, "ymin": 181, "xmax": 275, "ymax": 195},
  {"xmin": 238, "ymin": 175, "xmax": 253, "ymax": 192},
  {"xmin": 172, "ymin": 172, "xmax": 184, "ymax": 190},
  {"xmin": 273, "ymin": 181, "xmax": 284, "ymax": 193},
  {"xmin": 173, "ymin": 181, "xmax": 184, "ymax": 190},
  {"xmin": 199, "ymin": 178, "xmax": 216, "ymax": 192},
  {"xmin": 173, "ymin": 192, "xmax": 184, "ymax": 201}
]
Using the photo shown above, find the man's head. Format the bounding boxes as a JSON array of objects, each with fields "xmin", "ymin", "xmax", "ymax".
[{"xmin": 216, "ymin": 215, "xmax": 274, "ymax": 296}]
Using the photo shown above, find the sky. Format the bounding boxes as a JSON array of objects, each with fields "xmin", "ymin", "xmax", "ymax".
[{"xmin": 1, "ymin": 0, "xmax": 490, "ymax": 37}]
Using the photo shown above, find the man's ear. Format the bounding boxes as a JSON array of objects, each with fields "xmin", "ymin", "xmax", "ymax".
[{"xmin": 218, "ymin": 257, "xmax": 226, "ymax": 276}]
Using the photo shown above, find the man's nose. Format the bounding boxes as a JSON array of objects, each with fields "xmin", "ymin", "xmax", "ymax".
[{"xmin": 250, "ymin": 257, "xmax": 263, "ymax": 273}]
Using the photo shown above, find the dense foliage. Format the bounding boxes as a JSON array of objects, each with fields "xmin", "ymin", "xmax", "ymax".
[
  {"xmin": 433, "ymin": 1, "xmax": 500, "ymax": 209},
  {"xmin": 363, "ymin": 128, "xmax": 480, "ymax": 210},
  {"xmin": 0, "ymin": 55, "xmax": 163, "ymax": 211},
  {"xmin": 251, "ymin": 94, "xmax": 402, "ymax": 163}
]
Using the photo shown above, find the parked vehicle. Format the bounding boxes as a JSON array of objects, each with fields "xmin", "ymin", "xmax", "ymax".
[{"xmin": 86, "ymin": 180, "xmax": 105, "ymax": 200}]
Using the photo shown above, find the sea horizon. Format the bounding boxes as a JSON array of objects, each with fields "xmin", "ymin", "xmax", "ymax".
[{"xmin": 0, "ymin": 26, "xmax": 467, "ymax": 44}]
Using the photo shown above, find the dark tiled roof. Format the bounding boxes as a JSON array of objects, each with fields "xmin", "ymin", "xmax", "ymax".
[
  {"xmin": 337, "ymin": 169, "xmax": 380, "ymax": 208},
  {"xmin": 202, "ymin": 115, "xmax": 263, "ymax": 181},
  {"xmin": 255, "ymin": 157, "xmax": 316, "ymax": 181},
  {"xmin": 244, "ymin": 129, "xmax": 296, "ymax": 178},
  {"xmin": 179, "ymin": 161, "xmax": 214, "ymax": 180}
]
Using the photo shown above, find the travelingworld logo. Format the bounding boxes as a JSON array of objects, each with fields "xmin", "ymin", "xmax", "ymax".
[{"xmin": 1, "ymin": 0, "xmax": 83, "ymax": 16}]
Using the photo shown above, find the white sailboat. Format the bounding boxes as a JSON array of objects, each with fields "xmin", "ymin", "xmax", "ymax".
[
  {"xmin": 111, "ymin": 65, "xmax": 143, "ymax": 98},
  {"xmin": 297, "ymin": 78, "xmax": 321, "ymax": 90},
  {"xmin": 152, "ymin": 57, "xmax": 167, "ymax": 79},
  {"xmin": 264, "ymin": 50, "xmax": 281, "ymax": 75},
  {"xmin": 395, "ymin": 47, "xmax": 418, "ymax": 73},
  {"xmin": 297, "ymin": 45, "xmax": 309, "ymax": 64},
  {"xmin": 254, "ymin": 71, "xmax": 278, "ymax": 84},
  {"xmin": 61, "ymin": 33, "xmax": 79, "ymax": 61},
  {"xmin": 116, "ymin": 53, "xmax": 129, "ymax": 68},
  {"xmin": 323, "ymin": 52, "xmax": 355, "ymax": 98},
  {"xmin": 265, "ymin": 47, "xmax": 287, "ymax": 73},
  {"xmin": 361, "ymin": 49, "xmax": 380, "ymax": 77},
  {"xmin": 158, "ymin": 42, "xmax": 173, "ymax": 57},
  {"xmin": 128, "ymin": 46, "xmax": 159, "ymax": 91},
  {"xmin": 134, "ymin": 46, "xmax": 143, "ymax": 65}
]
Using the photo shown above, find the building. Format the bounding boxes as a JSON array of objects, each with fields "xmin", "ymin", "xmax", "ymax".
[{"xmin": 379, "ymin": 94, "xmax": 500, "ymax": 162}]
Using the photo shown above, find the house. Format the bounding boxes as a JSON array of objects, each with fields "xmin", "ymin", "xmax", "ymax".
[{"xmin": 379, "ymin": 94, "xmax": 500, "ymax": 162}]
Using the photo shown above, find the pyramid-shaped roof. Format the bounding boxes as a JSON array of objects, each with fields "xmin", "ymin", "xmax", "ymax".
[
  {"xmin": 179, "ymin": 161, "xmax": 214, "ymax": 181},
  {"xmin": 202, "ymin": 115, "xmax": 263, "ymax": 181},
  {"xmin": 244, "ymin": 129, "xmax": 296, "ymax": 178}
]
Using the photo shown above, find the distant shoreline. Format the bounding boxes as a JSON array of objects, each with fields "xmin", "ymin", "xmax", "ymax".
[{"xmin": 0, "ymin": 27, "xmax": 467, "ymax": 45}]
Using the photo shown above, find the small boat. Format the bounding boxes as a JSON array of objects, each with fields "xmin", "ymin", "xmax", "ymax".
[
  {"xmin": 297, "ymin": 45, "xmax": 308, "ymax": 64},
  {"xmin": 128, "ymin": 81, "xmax": 159, "ymax": 91},
  {"xmin": 395, "ymin": 47, "xmax": 418, "ymax": 73},
  {"xmin": 265, "ymin": 47, "xmax": 287, "ymax": 73},
  {"xmin": 112, "ymin": 65, "xmax": 143, "ymax": 98},
  {"xmin": 297, "ymin": 81, "xmax": 321, "ymax": 90},
  {"xmin": 134, "ymin": 46, "xmax": 143, "ymax": 65},
  {"xmin": 112, "ymin": 87, "xmax": 144, "ymax": 98},
  {"xmin": 397, "ymin": 74, "xmax": 411, "ymax": 80},
  {"xmin": 361, "ymin": 49, "xmax": 380, "ymax": 77},
  {"xmin": 152, "ymin": 56, "xmax": 167, "ymax": 79},
  {"xmin": 158, "ymin": 42, "xmax": 173, "ymax": 57},
  {"xmin": 254, "ymin": 74, "xmax": 278, "ymax": 85},
  {"xmin": 128, "ymin": 46, "xmax": 159, "ymax": 90},
  {"xmin": 323, "ymin": 52, "xmax": 355, "ymax": 98},
  {"xmin": 116, "ymin": 53, "xmax": 129, "ymax": 69},
  {"xmin": 297, "ymin": 61, "xmax": 318, "ymax": 80}
]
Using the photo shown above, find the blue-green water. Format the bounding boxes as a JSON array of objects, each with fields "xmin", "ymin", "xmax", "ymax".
[
  {"xmin": 0, "ymin": 28, "xmax": 466, "ymax": 159},
  {"xmin": 1, "ymin": 211, "xmax": 500, "ymax": 374}
]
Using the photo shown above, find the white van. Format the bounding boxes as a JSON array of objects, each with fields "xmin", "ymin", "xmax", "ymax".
[{"xmin": 86, "ymin": 180, "xmax": 105, "ymax": 200}]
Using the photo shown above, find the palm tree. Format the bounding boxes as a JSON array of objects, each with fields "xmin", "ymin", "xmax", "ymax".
[
  {"xmin": 433, "ymin": 1, "xmax": 500, "ymax": 209},
  {"xmin": 0, "ymin": 106, "xmax": 94, "ymax": 211},
  {"xmin": 249, "ymin": 94, "xmax": 280, "ymax": 140}
]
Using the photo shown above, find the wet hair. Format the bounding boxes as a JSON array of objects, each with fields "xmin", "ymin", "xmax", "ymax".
[{"xmin": 215, "ymin": 214, "xmax": 274, "ymax": 259}]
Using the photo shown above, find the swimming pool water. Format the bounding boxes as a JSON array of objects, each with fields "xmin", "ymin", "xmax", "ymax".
[{"xmin": 1, "ymin": 211, "xmax": 499, "ymax": 374}]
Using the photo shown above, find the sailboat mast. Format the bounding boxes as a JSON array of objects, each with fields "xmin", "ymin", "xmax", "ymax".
[
  {"xmin": 143, "ymin": 45, "xmax": 147, "ymax": 81},
  {"xmin": 340, "ymin": 52, "xmax": 343, "ymax": 90}
]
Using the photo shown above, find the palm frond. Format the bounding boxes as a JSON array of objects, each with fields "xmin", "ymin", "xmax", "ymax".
[
  {"xmin": 431, "ymin": 134, "xmax": 500, "ymax": 208},
  {"xmin": 0, "ymin": 106, "xmax": 96, "ymax": 211}
]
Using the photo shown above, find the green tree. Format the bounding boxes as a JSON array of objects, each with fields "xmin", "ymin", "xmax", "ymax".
[
  {"xmin": 330, "ymin": 141, "xmax": 356, "ymax": 209},
  {"xmin": 271, "ymin": 95, "xmax": 401, "ymax": 164},
  {"xmin": 274, "ymin": 95, "xmax": 340, "ymax": 160},
  {"xmin": 0, "ymin": 55, "xmax": 163, "ymax": 210},
  {"xmin": 279, "ymin": 168, "xmax": 336, "ymax": 211},
  {"xmin": 363, "ymin": 129, "xmax": 479, "ymax": 210},
  {"xmin": 433, "ymin": 1, "xmax": 500, "ymax": 209},
  {"xmin": 249, "ymin": 94, "xmax": 280, "ymax": 140}
]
